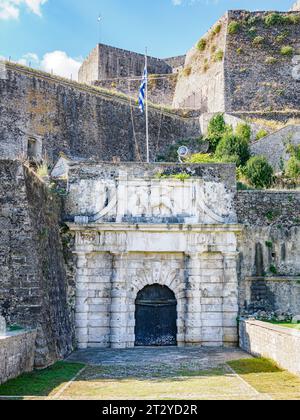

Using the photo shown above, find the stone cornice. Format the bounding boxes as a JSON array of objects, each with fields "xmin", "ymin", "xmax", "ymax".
[{"xmin": 67, "ymin": 222, "xmax": 243, "ymax": 233}]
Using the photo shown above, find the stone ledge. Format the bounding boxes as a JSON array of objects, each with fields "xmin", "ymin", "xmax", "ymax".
[
  {"xmin": 0, "ymin": 329, "xmax": 37, "ymax": 385},
  {"xmin": 239, "ymin": 319, "xmax": 300, "ymax": 376}
]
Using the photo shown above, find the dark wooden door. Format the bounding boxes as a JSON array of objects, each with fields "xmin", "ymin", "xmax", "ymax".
[{"xmin": 135, "ymin": 285, "xmax": 177, "ymax": 347}]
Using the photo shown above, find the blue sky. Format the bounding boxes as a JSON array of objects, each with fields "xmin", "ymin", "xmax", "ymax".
[{"xmin": 0, "ymin": 0, "xmax": 295, "ymax": 79}]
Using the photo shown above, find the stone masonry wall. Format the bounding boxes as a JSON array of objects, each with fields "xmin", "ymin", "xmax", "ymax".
[
  {"xmin": 239, "ymin": 319, "xmax": 300, "ymax": 376},
  {"xmin": 225, "ymin": 10, "xmax": 300, "ymax": 112},
  {"xmin": 93, "ymin": 74, "xmax": 178, "ymax": 107},
  {"xmin": 173, "ymin": 15, "xmax": 228, "ymax": 111},
  {"xmin": 250, "ymin": 125, "xmax": 300, "ymax": 172},
  {"xmin": 0, "ymin": 160, "xmax": 73, "ymax": 367},
  {"xmin": 0, "ymin": 64, "xmax": 200, "ymax": 164},
  {"xmin": 0, "ymin": 330, "xmax": 37, "ymax": 385},
  {"xmin": 78, "ymin": 44, "xmax": 172, "ymax": 84},
  {"xmin": 236, "ymin": 191, "xmax": 300, "ymax": 315}
]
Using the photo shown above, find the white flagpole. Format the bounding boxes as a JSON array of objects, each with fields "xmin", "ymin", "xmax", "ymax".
[{"xmin": 145, "ymin": 47, "xmax": 150, "ymax": 164}]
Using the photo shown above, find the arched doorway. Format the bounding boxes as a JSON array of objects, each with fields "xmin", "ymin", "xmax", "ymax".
[{"xmin": 135, "ymin": 284, "xmax": 177, "ymax": 347}]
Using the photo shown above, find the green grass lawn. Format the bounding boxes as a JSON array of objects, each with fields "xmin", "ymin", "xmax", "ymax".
[
  {"xmin": 1, "ymin": 358, "xmax": 300, "ymax": 400},
  {"xmin": 228, "ymin": 358, "xmax": 300, "ymax": 399},
  {"xmin": 0, "ymin": 362, "xmax": 84, "ymax": 397},
  {"xmin": 268, "ymin": 322, "xmax": 300, "ymax": 330}
]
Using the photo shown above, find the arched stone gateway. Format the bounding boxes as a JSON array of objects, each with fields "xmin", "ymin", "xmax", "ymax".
[
  {"xmin": 67, "ymin": 162, "xmax": 242, "ymax": 350},
  {"xmin": 135, "ymin": 285, "xmax": 178, "ymax": 347}
]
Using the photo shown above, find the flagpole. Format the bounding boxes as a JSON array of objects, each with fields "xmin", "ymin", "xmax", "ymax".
[{"xmin": 145, "ymin": 47, "xmax": 150, "ymax": 164}]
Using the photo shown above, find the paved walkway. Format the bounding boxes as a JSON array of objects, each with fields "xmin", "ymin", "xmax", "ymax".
[
  {"xmin": 67, "ymin": 346, "xmax": 250, "ymax": 369},
  {"xmin": 64, "ymin": 347, "xmax": 267, "ymax": 400}
]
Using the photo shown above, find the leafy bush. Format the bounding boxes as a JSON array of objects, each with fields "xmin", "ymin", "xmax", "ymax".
[
  {"xmin": 197, "ymin": 38, "xmax": 207, "ymax": 51},
  {"xmin": 248, "ymin": 26, "xmax": 257, "ymax": 36},
  {"xmin": 236, "ymin": 123, "xmax": 251, "ymax": 142},
  {"xmin": 228, "ymin": 21, "xmax": 240, "ymax": 34},
  {"xmin": 285, "ymin": 156, "xmax": 300, "ymax": 179},
  {"xmin": 215, "ymin": 132, "xmax": 250, "ymax": 167},
  {"xmin": 280, "ymin": 46, "xmax": 293, "ymax": 56},
  {"xmin": 256, "ymin": 129, "xmax": 268, "ymax": 140},
  {"xmin": 182, "ymin": 67, "xmax": 192, "ymax": 77},
  {"xmin": 206, "ymin": 113, "xmax": 227, "ymax": 151},
  {"xmin": 265, "ymin": 56, "xmax": 278, "ymax": 65},
  {"xmin": 187, "ymin": 153, "xmax": 217, "ymax": 164},
  {"xmin": 214, "ymin": 49, "xmax": 224, "ymax": 62},
  {"xmin": 243, "ymin": 156, "xmax": 274, "ymax": 189},
  {"xmin": 265, "ymin": 13, "xmax": 285, "ymax": 26},
  {"xmin": 212, "ymin": 23, "xmax": 222, "ymax": 35},
  {"xmin": 276, "ymin": 33, "xmax": 287, "ymax": 43},
  {"xmin": 285, "ymin": 14, "xmax": 300, "ymax": 25},
  {"xmin": 253, "ymin": 36, "xmax": 265, "ymax": 45}
]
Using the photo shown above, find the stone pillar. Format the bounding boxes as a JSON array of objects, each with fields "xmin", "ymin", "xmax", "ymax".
[
  {"xmin": 222, "ymin": 252, "xmax": 239, "ymax": 347},
  {"xmin": 200, "ymin": 252, "xmax": 225, "ymax": 347},
  {"xmin": 75, "ymin": 253, "xmax": 90, "ymax": 349},
  {"xmin": 184, "ymin": 253, "xmax": 202, "ymax": 346},
  {"xmin": 110, "ymin": 253, "xmax": 129, "ymax": 349},
  {"xmin": 0, "ymin": 316, "xmax": 6, "ymax": 336}
]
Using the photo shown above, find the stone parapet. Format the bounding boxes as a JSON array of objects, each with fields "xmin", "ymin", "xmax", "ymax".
[{"xmin": 0, "ymin": 330, "xmax": 37, "ymax": 385}]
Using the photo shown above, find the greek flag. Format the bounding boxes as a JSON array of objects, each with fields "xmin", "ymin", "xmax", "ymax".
[{"xmin": 138, "ymin": 67, "xmax": 147, "ymax": 113}]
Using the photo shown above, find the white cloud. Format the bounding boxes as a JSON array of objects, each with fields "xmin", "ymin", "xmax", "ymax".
[
  {"xmin": 41, "ymin": 51, "xmax": 82, "ymax": 80},
  {"xmin": 0, "ymin": 50, "xmax": 82, "ymax": 80},
  {"xmin": 0, "ymin": 0, "xmax": 47, "ymax": 20}
]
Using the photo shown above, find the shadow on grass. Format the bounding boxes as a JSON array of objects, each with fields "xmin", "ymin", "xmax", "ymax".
[
  {"xmin": 0, "ymin": 362, "xmax": 85, "ymax": 398},
  {"xmin": 228, "ymin": 358, "xmax": 282, "ymax": 375}
]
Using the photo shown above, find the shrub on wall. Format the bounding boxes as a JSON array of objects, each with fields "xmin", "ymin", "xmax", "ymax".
[
  {"xmin": 255, "ymin": 129, "xmax": 269, "ymax": 140},
  {"xmin": 265, "ymin": 13, "xmax": 285, "ymax": 26},
  {"xmin": 214, "ymin": 49, "xmax": 224, "ymax": 62},
  {"xmin": 280, "ymin": 46, "xmax": 294, "ymax": 56},
  {"xmin": 253, "ymin": 36, "xmax": 265, "ymax": 46},
  {"xmin": 182, "ymin": 67, "xmax": 192, "ymax": 77},
  {"xmin": 187, "ymin": 153, "xmax": 217, "ymax": 164},
  {"xmin": 228, "ymin": 21, "xmax": 240, "ymax": 35},
  {"xmin": 215, "ymin": 132, "xmax": 250, "ymax": 167},
  {"xmin": 265, "ymin": 56, "xmax": 278, "ymax": 65},
  {"xmin": 212, "ymin": 23, "xmax": 222, "ymax": 35},
  {"xmin": 197, "ymin": 38, "xmax": 207, "ymax": 52},
  {"xmin": 243, "ymin": 156, "xmax": 274, "ymax": 189}
]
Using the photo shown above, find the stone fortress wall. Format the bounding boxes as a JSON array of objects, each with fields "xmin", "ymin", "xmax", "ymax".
[
  {"xmin": 250, "ymin": 125, "xmax": 300, "ymax": 172},
  {"xmin": 0, "ymin": 160, "xmax": 74, "ymax": 367},
  {"xmin": 173, "ymin": 10, "xmax": 300, "ymax": 115},
  {"xmin": 236, "ymin": 190, "xmax": 300, "ymax": 316},
  {"xmin": 93, "ymin": 73, "xmax": 178, "ymax": 107},
  {"xmin": 1, "ymin": 5, "xmax": 300, "ymax": 368},
  {"xmin": 225, "ymin": 10, "xmax": 300, "ymax": 113},
  {"xmin": 173, "ymin": 15, "xmax": 228, "ymax": 112},
  {"xmin": 0, "ymin": 63, "xmax": 200, "ymax": 164},
  {"xmin": 78, "ymin": 43, "xmax": 185, "ymax": 85}
]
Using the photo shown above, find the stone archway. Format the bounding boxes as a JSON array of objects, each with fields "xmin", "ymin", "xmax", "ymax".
[{"xmin": 135, "ymin": 284, "xmax": 178, "ymax": 347}]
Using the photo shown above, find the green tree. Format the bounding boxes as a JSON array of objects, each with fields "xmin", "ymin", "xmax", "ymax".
[
  {"xmin": 243, "ymin": 156, "xmax": 274, "ymax": 189},
  {"xmin": 215, "ymin": 132, "xmax": 250, "ymax": 167},
  {"xmin": 285, "ymin": 156, "xmax": 300, "ymax": 179},
  {"xmin": 206, "ymin": 114, "xmax": 227, "ymax": 151},
  {"xmin": 236, "ymin": 123, "xmax": 251, "ymax": 142}
]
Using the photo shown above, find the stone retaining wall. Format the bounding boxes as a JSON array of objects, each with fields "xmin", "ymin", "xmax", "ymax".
[
  {"xmin": 0, "ymin": 330, "xmax": 37, "ymax": 385},
  {"xmin": 239, "ymin": 319, "xmax": 300, "ymax": 376}
]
